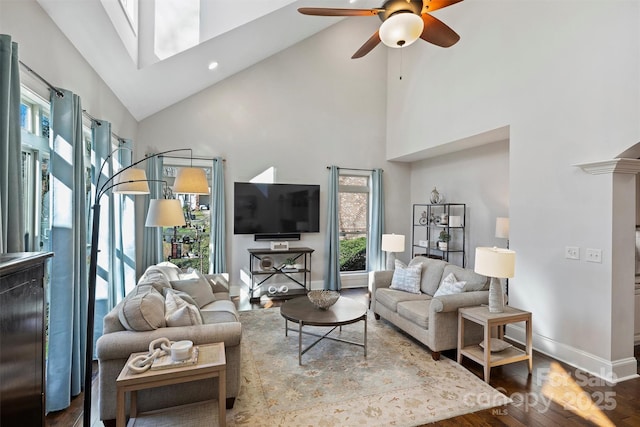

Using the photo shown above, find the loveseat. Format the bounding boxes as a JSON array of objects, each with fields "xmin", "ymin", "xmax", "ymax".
[
  {"xmin": 96, "ymin": 262, "xmax": 242, "ymax": 424},
  {"xmin": 371, "ymin": 256, "xmax": 489, "ymax": 360}
]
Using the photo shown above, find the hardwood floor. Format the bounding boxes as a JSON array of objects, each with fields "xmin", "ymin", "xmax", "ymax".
[{"xmin": 46, "ymin": 287, "xmax": 640, "ymax": 426}]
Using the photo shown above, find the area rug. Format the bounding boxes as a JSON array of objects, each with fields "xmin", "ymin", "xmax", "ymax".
[
  {"xmin": 131, "ymin": 307, "xmax": 510, "ymax": 426},
  {"xmin": 228, "ymin": 307, "xmax": 510, "ymax": 426}
]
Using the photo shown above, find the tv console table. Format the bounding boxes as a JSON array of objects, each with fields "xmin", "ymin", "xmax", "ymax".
[{"xmin": 248, "ymin": 247, "xmax": 314, "ymax": 303}]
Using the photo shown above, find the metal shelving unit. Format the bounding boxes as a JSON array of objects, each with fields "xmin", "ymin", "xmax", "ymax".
[{"xmin": 411, "ymin": 203, "xmax": 466, "ymax": 267}]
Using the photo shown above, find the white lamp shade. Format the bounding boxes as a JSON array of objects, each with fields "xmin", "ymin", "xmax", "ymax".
[
  {"xmin": 113, "ymin": 168, "xmax": 150, "ymax": 194},
  {"xmin": 379, "ymin": 13, "xmax": 424, "ymax": 48},
  {"xmin": 381, "ymin": 234, "xmax": 405, "ymax": 252},
  {"xmin": 495, "ymin": 217, "xmax": 510, "ymax": 239},
  {"xmin": 173, "ymin": 167, "xmax": 209, "ymax": 194},
  {"xmin": 474, "ymin": 247, "xmax": 516, "ymax": 279},
  {"xmin": 145, "ymin": 199, "xmax": 186, "ymax": 227}
]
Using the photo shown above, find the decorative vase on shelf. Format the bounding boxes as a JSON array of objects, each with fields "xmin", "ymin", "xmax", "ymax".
[{"xmin": 430, "ymin": 187, "xmax": 441, "ymax": 204}]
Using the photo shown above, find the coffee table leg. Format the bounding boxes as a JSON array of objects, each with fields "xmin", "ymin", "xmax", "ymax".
[
  {"xmin": 364, "ymin": 315, "xmax": 367, "ymax": 357},
  {"xmin": 285, "ymin": 319, "xmax": 288, "ymax": 337},
  {"xmin": 298, "ymin": 321, "xmax": 303, "ymax": 365}
]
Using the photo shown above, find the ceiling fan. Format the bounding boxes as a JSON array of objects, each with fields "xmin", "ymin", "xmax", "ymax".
[{"xmin": 298, "ymin": 0, "xmax": 463, "ymax": 59}]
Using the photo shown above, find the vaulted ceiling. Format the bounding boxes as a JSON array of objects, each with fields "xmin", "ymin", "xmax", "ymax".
[{"xmin": 36, "ymin": 0, "xmax": 382, "ymax": 120}]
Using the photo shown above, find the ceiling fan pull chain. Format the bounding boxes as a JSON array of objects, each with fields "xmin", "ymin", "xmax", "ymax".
[{"xmin": 399, "ymin": 48, "xmax": 403, "ymax": 80}]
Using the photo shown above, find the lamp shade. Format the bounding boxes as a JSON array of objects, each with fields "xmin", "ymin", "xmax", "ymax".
[
  {"xmin": 474, "ymin": 247, "xmax": 516, "ymax": 279},
  {"xmin": 145, "ymin": 199, "xmax": 186, "ymax": 227},
  {"xmin": 495, "ymin": 217, "xmax": 510, "ymax": 239},
  {"xmin": 173, "ymin": 167, "xmax": 209, "ymax": 194},
  {"xmin": 381, "ymin": 234, "xmax": 405, "ymax": 252},
  {"xmin": 112, "ymin": 168, "xmax": 150, "ymax": 194},
  {"xmin": 379, "ymin": 13, "xmax": 424, "ymax": 48}
]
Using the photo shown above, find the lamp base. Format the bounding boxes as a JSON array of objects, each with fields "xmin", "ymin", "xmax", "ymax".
[
  {"xmin": 488, "ymin": 277, "xmax": 505, "ymax": 313},
  {"xmin": 386, "ymin": 252, "xmax": 396, "ymax": 270}
]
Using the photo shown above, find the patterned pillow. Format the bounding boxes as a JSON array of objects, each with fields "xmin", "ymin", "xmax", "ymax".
[
  {"xmin": 389, "ymin": 260, "xmax": 422, "ymax": 294},
  {"xmin": 433, "ymin": 272, "xmax": 467, "ymax": 297}
]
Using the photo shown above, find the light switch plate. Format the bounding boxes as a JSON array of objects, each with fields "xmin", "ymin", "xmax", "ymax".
[{"xmin": 565, "ymin": 246, "xmax": 579, "ymax": 260}]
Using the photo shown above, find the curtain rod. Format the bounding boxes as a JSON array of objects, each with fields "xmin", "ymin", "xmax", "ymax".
[
  {"xmin": 159, "ymin": 154, "xmax": 225, "ymax": 162},
  {"xmin": 82, "ymin": 110, "xmax": 125, "ymax": 142},
  {"xmin": 19, "ymin": 60, "xmax": 128, "ymax": 142},
  {"xmin": 18, "ymin": 60, "xmax": 64, "ymax": 98},
  {"xmin": 326, "ymin": 166, "xmax": 382, "ymax": 172}
]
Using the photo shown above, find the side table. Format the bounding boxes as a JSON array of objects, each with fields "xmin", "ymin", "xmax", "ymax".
[
  {"xmin": 116, "ymin": 342, "xmax": 226, "ymax": 427},
  {"xmin": 457, "ymin": 305, "xmax": 532, "ymax": 383}
]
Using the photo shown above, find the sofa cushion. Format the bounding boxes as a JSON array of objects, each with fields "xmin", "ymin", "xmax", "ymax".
[
  {"xmin": 390, "ymin": 260, "xmax": 422, "ymax": 294},
  {"xmin": 375, "ymin": 287, "xmax": 430, "ymax": 312},
  {"xmin": 433, "ymin": 272, "xmax": 466, "ymax": 297},
  {"xmin": 170, "ymin": 277, "xmax": 216, "ymax": 308},
  {"xmin": 164, "ymin": 291, "xmax": 203, "ymax": 327},
  {"xmin": 397, "ymin": 299, "xmax": 431, "ymax": 329},
  {"xmin": 200, "ymin": 300, "xmax": 240, "ymax": 323},
  {"xmin": 118, "ymin": 287, "xmax": 166, "ymax": 331},
  {"xmin": 409, "ymin": 257, "xmax": 448, "ymax": 296},
  {"xmin": 442, "ymin": 265, "xmax": 488, "ymax": 291},
  {"xmin": 207, "ymin": 274, "xmax": 230, "ymax": 293}
]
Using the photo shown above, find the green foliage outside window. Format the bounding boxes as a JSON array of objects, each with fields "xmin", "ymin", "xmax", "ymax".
[{"xmin": 339, "ymin": 237, "xmax": 367, "ymax": 271}]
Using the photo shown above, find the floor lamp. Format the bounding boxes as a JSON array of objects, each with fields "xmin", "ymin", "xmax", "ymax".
[{"xmin": 84, "ymin": 148, "xmax": 208, "ymax": 427}]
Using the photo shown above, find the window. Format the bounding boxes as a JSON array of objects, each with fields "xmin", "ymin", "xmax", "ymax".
[
  {"xmin": 161, "ymin": 165, "xmax": 211, "ymax": 271},
  {"xmin": 338, "ymin": 175, "xmax": 369, "ymax": 272}
]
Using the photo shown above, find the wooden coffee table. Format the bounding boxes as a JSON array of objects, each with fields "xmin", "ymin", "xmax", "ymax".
[
  {"xmin": 280, "ymin": 296, "xmax": 367, "ymax": 365},
  {"xmin": 116, "ymin": 342, "xmax": 226, "ymax": 427}
]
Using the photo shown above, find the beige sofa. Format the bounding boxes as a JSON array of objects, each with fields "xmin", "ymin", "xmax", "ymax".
[
  {"xmin": 371, "ymin": 256, "xmax": 489, "ymax": 360},
  {"xmin": 96, "ymin": 263, "xmax": 242, "ymax": 424}
]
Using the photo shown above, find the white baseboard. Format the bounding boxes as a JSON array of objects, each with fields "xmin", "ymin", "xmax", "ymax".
[{"xmin": 506, "ymin": 324, "xmax": 639, "ymax": 384}]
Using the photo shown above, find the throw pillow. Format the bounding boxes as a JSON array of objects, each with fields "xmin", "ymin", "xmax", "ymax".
[
  {"xmin": 389, "ymin": 260, "xmax": 422, "ymax": 294},
  {"xmin": 119, "ymin": 287, "xmax": 166, "ymax": 331},
  {"xmin": 479, "ymin": 338, "xmax": 513, "ymax": 353},
  {"xmin": 164, "ymin": 291, "xmax": 203, "ymax": 327},
  {"xmin": 433, "ymin": 272, "xmax": 467, "ymax": 297},
  {"xmin": 170, "ymin": 277, "xmax": 216, "ymax": 308},
  {"xmin": 162, "ymin": 287, "xmax": 198, "ymax": 308}
]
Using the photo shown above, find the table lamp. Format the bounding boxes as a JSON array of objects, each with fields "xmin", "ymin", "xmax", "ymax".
[
  {"xmin": 474, "ymin": 247, "xmax": 516, "ymax": 313},
  {"xmin": 382, "ymin": 233, "xmax": 405, "ymax": 270}
]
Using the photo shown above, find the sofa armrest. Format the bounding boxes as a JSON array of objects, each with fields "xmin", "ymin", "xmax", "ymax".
[
  {"xmin": 96, "ymin": 322, "xmax": 241, "ymax": 361},
  {"xmin": 370, "ymin": 270, "xmax": 393, "ymax": 294},
  {"xmin": 430, "ymin": 290, "xmax": 489, "ymax": 313}
]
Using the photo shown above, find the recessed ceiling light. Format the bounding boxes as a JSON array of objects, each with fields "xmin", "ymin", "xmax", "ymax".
[{"xmin": 208, "ymin": 61, "xmax": 219, "ymax": 70}]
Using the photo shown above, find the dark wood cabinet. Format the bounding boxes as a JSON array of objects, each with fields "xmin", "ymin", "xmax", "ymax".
[{"xmin": 0, "ymin": 252, "xmax": 53, "ymax": 427}]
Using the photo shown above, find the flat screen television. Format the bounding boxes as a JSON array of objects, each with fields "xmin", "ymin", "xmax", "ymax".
[{"xmin": 233, "ymin": 182, "xmax": 320, "ymax": 235}]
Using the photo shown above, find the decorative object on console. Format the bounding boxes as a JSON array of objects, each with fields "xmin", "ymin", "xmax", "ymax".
[
  {"xmin": 382, "ymin": 233, "xmax": 405, "ymax": 270},
  {"xmin": 307, "ymin": 290, "xmax": 340, "ymax": 310},
  {"xmin": 474, "ymin": 247, "xmax": 516, "ymax": 313},
  {"xmin": 259, "ymin": 256, "xmax": 274, "ymax": 270},
  {"xmin": 430, "ymin": 187, "xmax": 441, "ymax": 204},
  {"xmin": 271, "ymin": 241, "xmax": 289, "ymax": 251},
  {"xmin": 495, "ymin": 217, "xmax": 510, "ymax": 248}
]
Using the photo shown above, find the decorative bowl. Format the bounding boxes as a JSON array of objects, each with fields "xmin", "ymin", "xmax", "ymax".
[{"xmin": 307, "ymin": 290, "xmax": 340, "ymax": 310}]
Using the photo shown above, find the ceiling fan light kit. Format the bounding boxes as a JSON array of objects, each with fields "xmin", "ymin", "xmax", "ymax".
[
  {"xmin": 298, "ymin": 0, "xmax": 463, "ymax": 58},
  {"xmin": 379, "ymin": 13, "xmax": 424, "ymax": 48}
]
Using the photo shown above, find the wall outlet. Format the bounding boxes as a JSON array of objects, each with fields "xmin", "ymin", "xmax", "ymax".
[
  {"xmin": 586, "ymin": 248, "xmax": 602, "ymax": 263},
  {"xmin": 565, "ymin": 246, "xmax": 579, "ymax": 260}
]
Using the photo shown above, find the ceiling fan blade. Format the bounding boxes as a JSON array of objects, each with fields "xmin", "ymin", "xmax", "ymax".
[
  {"xmin": 421, "ymin": 0, "xmax": 463, "ymax": 13},
  {"xmin": 420, "ymin": 13, "xmax": 460, "ymax": 47},
  {"xmin": 352, "ymin": 31, "xmax": 381, "ymax": 59},
  {"xmin": 298, "ymin": 8, "xmax": 383, "ymax": 17}
]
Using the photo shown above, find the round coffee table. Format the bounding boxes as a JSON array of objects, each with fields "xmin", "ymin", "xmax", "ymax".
[{"xmin": 280, "ymin": 296, "xmax": 367, "ymax": 365}]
